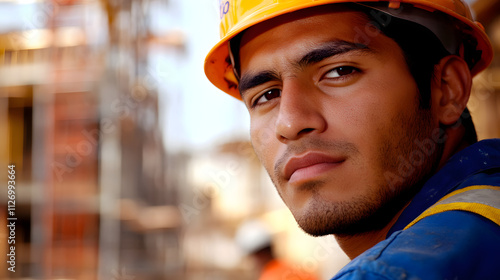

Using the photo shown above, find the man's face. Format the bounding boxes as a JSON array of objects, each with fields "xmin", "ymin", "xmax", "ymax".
[{"xmin": 238, "ymin": 7, "xmax": 440, "ymax": 236}]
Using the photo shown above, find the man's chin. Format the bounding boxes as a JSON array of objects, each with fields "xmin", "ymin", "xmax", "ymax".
[
  {"xmin": 293, "ymin": 192, "xmax": 412, "ymax": 237},
  {"xmin": 296, "ymin": 215, "xmax": 369, "ymax": 237},
  {"xmin": 297, "ymin": 222, "xmax": 336, "ymax": 237},
  {"xmin": 292, "ymin": 204, "xmax": 364, "ymax": 237},
  {"xmin": 291, "ymin": 194, "xmax": 391, "ymax": 237},
  {"xmin": 296, "ymin": 213, "xmax": 387, "ymax": 237}
]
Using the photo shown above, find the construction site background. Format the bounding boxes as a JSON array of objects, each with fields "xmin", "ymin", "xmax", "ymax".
[{"xmin": 1, "ymin": 0, "xmax": 499, "ymax": 279}]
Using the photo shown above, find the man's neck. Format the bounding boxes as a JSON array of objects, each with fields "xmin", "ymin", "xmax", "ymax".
[
  {"xmin": 334, "ymin": 205, "xmax": 407, "ymax": 259},
  {"xmin": 436, "ymin": 124, "xmax": 472, "ymax": 170}
]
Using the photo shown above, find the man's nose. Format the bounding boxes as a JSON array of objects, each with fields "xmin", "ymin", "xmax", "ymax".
[{"xmin": 275, "ymin": 81, "xmax": 327, "ymax": 142}]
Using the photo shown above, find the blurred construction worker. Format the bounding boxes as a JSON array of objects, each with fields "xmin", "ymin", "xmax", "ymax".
[
  {"xmin": 205, "ymin": 0, "xmax": 500, "ymax": 279},
  {"xmin": 236, "ymin": 220, "xmax": 319, "ymax": 280}
]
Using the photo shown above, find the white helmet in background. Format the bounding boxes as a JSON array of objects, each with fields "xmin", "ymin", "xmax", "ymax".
[{"xmin": 235, "ymin": 219, "xmax": 273, "ymax": 255}]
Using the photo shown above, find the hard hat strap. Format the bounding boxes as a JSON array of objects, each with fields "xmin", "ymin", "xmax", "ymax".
[{"xmin": 228, "ymin": 39, "xmax": 241, "ymax": 82}]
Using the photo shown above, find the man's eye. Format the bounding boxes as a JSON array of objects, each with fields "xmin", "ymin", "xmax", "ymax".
[
  {"xmin": 324, "ymin": 66, "xmax": 358, "ymax": 78},
  {"xmin": 255, "ymin": 88, "xmax": 281, "ymax": 106}
]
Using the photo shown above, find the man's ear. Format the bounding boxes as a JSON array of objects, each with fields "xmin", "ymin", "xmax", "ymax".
[{"xmin": 432, "ymin": 55, "xmax": 472, "ymax": 125}]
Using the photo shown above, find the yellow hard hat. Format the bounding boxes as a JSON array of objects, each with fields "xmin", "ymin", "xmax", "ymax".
[{"xmin": 204, "ymin": 0, "xmax": 493, "ymax": 100}]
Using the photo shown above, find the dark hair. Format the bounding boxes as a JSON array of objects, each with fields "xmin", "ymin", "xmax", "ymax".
[
  {"xmin": 373, "ymin": 17, "xmax": 448, "ymax": 109},
  {"xmin": 362, "ymin": 7, "xmax": 477, "ymax": 142}
]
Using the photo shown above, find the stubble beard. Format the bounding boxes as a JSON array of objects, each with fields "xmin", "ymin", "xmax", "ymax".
[{"xmin": 267, "ymin": 107, "xmax": 441, "ymax": 237}]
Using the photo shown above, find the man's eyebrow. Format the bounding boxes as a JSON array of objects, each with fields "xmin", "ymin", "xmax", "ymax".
[
  {"xmin": 297, "ymin": 40, "xmax": 371, "ymax": 67},
  {"xmin": 239, "ymin": 70, "xmax": 280, "ymax": 99},
  {"xmin": 238, "ymin": 41, "xmax": 371, "ymax": 98}
]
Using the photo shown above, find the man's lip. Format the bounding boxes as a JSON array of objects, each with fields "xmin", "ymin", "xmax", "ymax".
[{"xmin": 283, "ymin": 152, "xmax": 345, "ymax": 181}]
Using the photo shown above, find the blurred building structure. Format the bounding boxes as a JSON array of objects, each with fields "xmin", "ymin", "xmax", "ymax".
[
  {"xmin": 0, "ymin": 0, "xmax": 499, "ymax": 280},
  {"xmin": 0, "ymin": 0, "xmax": 105, "ymax": 278},
  {"xmin": 0, "ymin": 0, "xmax": 184, "ymax": 279}
]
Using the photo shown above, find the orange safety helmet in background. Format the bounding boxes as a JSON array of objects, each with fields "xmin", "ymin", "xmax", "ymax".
[{"xmin": 204, "ymin": 0, "xmax": 493, "ymax": 100}]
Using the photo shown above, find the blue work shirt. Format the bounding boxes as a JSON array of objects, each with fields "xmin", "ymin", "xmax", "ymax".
[{"xmin": 332, "ymin": 139, "xmax": 500, "ymax": 280}]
